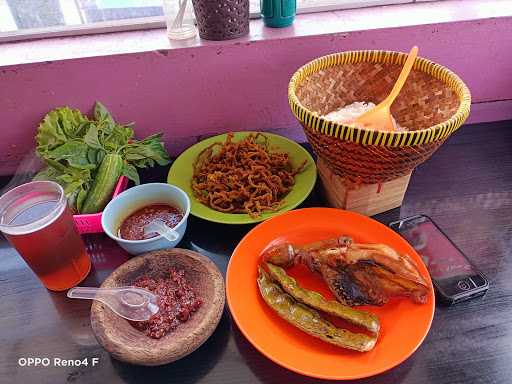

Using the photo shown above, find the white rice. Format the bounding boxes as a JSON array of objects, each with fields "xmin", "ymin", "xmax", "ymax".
[{"xmin": 322, "ymin": 101, "xmax": 407, "ymax": 131}]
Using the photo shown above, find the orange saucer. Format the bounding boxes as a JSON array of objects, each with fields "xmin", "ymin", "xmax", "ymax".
[{"xmin": 226, "ymin": 208, "xmax": 434, "ymax": 380}]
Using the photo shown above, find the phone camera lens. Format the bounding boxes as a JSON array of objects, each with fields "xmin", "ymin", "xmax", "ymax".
[{"xmin": 457, "ymin": 280, "xmax": 471, "ymax": 291}]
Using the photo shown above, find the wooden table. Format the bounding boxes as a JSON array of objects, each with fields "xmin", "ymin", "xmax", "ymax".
[{"xmin": 1, "ymin": 121, "xmax": 511, "ymax": 384}]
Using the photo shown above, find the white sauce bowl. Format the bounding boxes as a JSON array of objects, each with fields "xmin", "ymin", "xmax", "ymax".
[{"xmin": 102, "ymin": 183, "xmax": 190, "ymax": 255}]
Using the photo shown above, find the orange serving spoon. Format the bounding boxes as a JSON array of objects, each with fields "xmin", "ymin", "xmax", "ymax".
[{"xmin": 355, "ymin": 46, "xmax": 419, "ymax": 132}]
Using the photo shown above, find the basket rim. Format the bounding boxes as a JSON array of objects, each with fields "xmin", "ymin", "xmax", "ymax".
[{"xmin": 288, "ymin": 50, "xmax": 471, "ymax": 148}]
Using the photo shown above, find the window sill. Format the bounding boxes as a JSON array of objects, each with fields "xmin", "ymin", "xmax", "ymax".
[{"xmin": 0, "ymin": 0, "xmax": 510, "ymax": 67}]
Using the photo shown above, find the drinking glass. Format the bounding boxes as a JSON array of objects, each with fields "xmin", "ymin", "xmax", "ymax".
[{"xmin": 0, "ymin": 181, "xmax": 91, "ymax": 291}]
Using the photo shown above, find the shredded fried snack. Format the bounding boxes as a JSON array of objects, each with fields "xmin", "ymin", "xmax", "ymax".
[{"xmin": 191, "ymin": 133, "xmax": 306, "ymax": 218}]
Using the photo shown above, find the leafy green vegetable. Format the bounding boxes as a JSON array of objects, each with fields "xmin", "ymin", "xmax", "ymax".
[
  {"xmin": 34, "ymin": 160, "xmax": 92, "ymax": 214},
  {"xmin": 83, "ymin": 124, "xmax": 103, "ymax": 150},
  {"xmin": 122, "ymin": 134, "xmax": 170, "ymax": 168},
  {"xmin": 94, "ymin": 101, "xmax": 115, "ymax": 125},
  {"xmin": 121, "ymin": 163, "xmax": 140, "ymax": 185},
  {"xmin": 76, "ymin": 187, "xmax": 89, "ymax": 213},
  {"xmin": 34, "ymin": 101, "xmax": 170, "ymax": 213},
  {"xmin": 46, "ymin": 140, "xmax": 96, "ymax": 170},
  {"xmin": 33, "ymin": 165, "xmax": 61, "ymax": 183},
  {"xmin": 36, "ymin": 107, "xmax": 89, "ymax": 155}
]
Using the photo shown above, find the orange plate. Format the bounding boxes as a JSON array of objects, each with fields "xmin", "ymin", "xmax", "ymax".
[{"xmin": 226, "ymin": 208, "xmax": 435, "ymax": 380}]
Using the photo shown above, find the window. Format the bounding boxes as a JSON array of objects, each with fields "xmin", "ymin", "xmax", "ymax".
[{"xmin": 0, "ymin": 0, "xmax": 427, "ymax": 42}]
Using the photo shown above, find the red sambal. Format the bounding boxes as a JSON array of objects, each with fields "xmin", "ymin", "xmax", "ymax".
[
  {"xmin": 119, "ymin": 204, "xmax": 183, "ymax": 240},
  {"xmin": 131, "ymin": 268, "xmax": 203, "ymax": 339}
]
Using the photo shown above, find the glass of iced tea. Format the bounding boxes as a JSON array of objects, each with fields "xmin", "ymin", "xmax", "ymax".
[{"xmin": 0, "ymin": 181, "xmax": 91, "ymax": 291}]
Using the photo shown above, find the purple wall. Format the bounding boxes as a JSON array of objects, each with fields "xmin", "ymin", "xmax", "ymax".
[{"xmin": 0, "ymin": 16, "xmax": 511, "ymax": 175}]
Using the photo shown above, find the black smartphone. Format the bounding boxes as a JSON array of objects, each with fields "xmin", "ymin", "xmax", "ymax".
[{"xmin": 389, "ymin": 214, "xmax": 489, "ymax": 305}]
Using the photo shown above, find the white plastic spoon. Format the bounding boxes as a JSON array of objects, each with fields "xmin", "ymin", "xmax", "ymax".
[
  {"xmin": 143, "ymin": 219, "xmax": 180, "ymax": 243},
  {"xmin": 67, "ymin": 286, "xmax": 159, "ymax": 321}
]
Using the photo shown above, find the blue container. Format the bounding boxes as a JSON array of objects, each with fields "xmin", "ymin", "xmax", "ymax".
[{"xmin": 261, "ymin": 0, "xmax": 296, "ymax": 28}]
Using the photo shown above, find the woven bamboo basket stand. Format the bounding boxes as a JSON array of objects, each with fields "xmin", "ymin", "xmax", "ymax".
[{"xmin": 288, "ymin": 50, "xmax": 471, "ymax": 215}]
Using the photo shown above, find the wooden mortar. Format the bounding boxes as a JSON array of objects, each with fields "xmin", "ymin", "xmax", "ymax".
[{"xmin": 90, "ymin": 248, "xmax": 225, "ymax": 366}]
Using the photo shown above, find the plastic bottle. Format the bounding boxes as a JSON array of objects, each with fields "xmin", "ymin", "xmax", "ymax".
[{"xmin": 261, "ymin": 0, "xmax": 296, "ymax": 28}]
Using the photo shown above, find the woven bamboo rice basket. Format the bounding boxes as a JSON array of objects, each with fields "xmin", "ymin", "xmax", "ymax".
[{"xmin": 288, "ymin": 50, "xmax": 471, "ymax": 184}]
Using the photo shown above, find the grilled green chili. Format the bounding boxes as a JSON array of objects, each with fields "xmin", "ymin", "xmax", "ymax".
[
  {"xmin": 265, "ymin": 263, "xmax": 380, "ymax": 334},
  {"xmin": 257, "ymin": 267, "xmax": 377, "ymax": 352}
]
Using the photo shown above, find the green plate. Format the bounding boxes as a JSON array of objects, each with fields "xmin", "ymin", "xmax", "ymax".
[{"xmin": 167, "ymin": 132, "xmax": 317, "ymax": 224}]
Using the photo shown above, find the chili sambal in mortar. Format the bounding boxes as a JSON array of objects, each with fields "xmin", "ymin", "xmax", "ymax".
[{"xmin": 131, "ymin": 269, "xmax": 203, "ymax": 339}]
